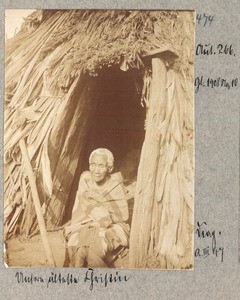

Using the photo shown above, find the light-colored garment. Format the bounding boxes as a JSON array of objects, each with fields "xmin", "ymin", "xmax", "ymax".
[{"xmin": 65, "ymin": 171, "xmax": 129, "ymax": 267}]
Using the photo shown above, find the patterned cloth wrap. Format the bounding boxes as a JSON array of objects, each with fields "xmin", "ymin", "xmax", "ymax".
[{"xmin": 64, "ymin": 171, "xmax": 130, "ymax": 266}]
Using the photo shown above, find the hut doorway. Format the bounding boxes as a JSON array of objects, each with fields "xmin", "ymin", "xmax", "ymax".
[{"xmin": 64, "ymin": 66, "xmax": 146, "ymax": 221}]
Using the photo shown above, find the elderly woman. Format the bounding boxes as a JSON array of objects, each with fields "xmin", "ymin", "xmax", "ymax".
[{"xmin": 64, "ymin": 148, "xmax": 129, "ymax": 268}]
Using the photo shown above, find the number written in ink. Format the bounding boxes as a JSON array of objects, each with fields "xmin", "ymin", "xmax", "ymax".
[
  {"xmin": 196, "ymin": 13, "xmax": 214, "ymax": 27},
  {"xmin": 217, "ymin": 44, "xmax": 235, "ymax": 56}
]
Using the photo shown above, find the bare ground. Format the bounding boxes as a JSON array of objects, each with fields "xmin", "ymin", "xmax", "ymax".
[{"xmin": 5, "ymin": 231, "xmax": 129, "ymax": 268}]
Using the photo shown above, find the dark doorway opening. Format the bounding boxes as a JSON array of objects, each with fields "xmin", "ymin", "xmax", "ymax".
[{"xmin": 64, "ymin": 66, "xmax": 145, "ymax": 222}]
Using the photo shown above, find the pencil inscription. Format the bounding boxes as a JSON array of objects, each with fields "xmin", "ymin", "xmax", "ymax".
[{"xmin": 195, "ymin": 221, "xmax": 224, "ymax": 262}]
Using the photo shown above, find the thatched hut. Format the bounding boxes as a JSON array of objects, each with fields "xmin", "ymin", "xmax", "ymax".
[{"xmin": 4, "ymin": 9, "xmax": 195, "ymax": 269}]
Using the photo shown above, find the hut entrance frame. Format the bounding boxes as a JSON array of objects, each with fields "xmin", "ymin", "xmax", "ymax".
[{"xmin": 65, "ymin": 65, "xmax": 146, "ymax": 222}]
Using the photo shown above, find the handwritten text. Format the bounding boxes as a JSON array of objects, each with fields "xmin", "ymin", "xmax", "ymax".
[
  {"xmin": 195, "ymin": 76, "xmax": 238, "ymax": 93},
  {"xmin": 195, "ymin": 221, "xmax": 224, "ymax": 262}
]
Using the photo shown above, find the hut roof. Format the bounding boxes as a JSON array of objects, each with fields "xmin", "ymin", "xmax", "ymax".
[{"xmin": 6, "ymin": 10, "xmax": 194, "ymax": 84}]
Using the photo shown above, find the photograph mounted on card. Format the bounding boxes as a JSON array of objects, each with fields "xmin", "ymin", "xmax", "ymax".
[{"xmin": 4, "ymin": 9, "xmax": 195, "ymax": 270}]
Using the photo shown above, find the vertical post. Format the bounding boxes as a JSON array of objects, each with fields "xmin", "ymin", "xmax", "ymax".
[
  {"xmin": 129, "ymin": 57, "xmax": 167, "ymax": 267},
  {"xmin": 19, "ymin": 138, "xmax": 56, "ymax": 267}
]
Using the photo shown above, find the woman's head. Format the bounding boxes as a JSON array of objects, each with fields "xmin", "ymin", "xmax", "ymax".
[{"xmin": 89, "ymin": 148, "xmax": 114, "ymax": 183}]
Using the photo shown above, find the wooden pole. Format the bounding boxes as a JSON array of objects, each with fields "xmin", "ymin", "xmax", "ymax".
[
  {"xmin": 19, "ymin": 138, "xmax": 56, "ymax": 267},
  {"xmin": 129, "ymin": 57, "xmax": 167, "ymax": 267}
]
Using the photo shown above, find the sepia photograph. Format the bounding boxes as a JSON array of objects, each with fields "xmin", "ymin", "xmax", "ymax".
[{"xmin": 4, "ymin": 9, "xmax": 195, "ymax": 269}]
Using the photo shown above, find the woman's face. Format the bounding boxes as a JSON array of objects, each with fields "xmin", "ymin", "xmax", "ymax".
[{"xmin": 89, "ymin": 153, "xmax": 109, "ymax": 183}]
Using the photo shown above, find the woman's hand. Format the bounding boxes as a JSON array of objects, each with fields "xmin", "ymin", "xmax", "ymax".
[{"xmin": 83, "ymin": 189, "xmax": 102, "ymax": 202}]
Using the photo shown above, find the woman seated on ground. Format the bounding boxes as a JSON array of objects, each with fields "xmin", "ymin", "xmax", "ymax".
[{"xmin": 64, "ymin": 148, "xmax": 130, "ymax": 268}]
